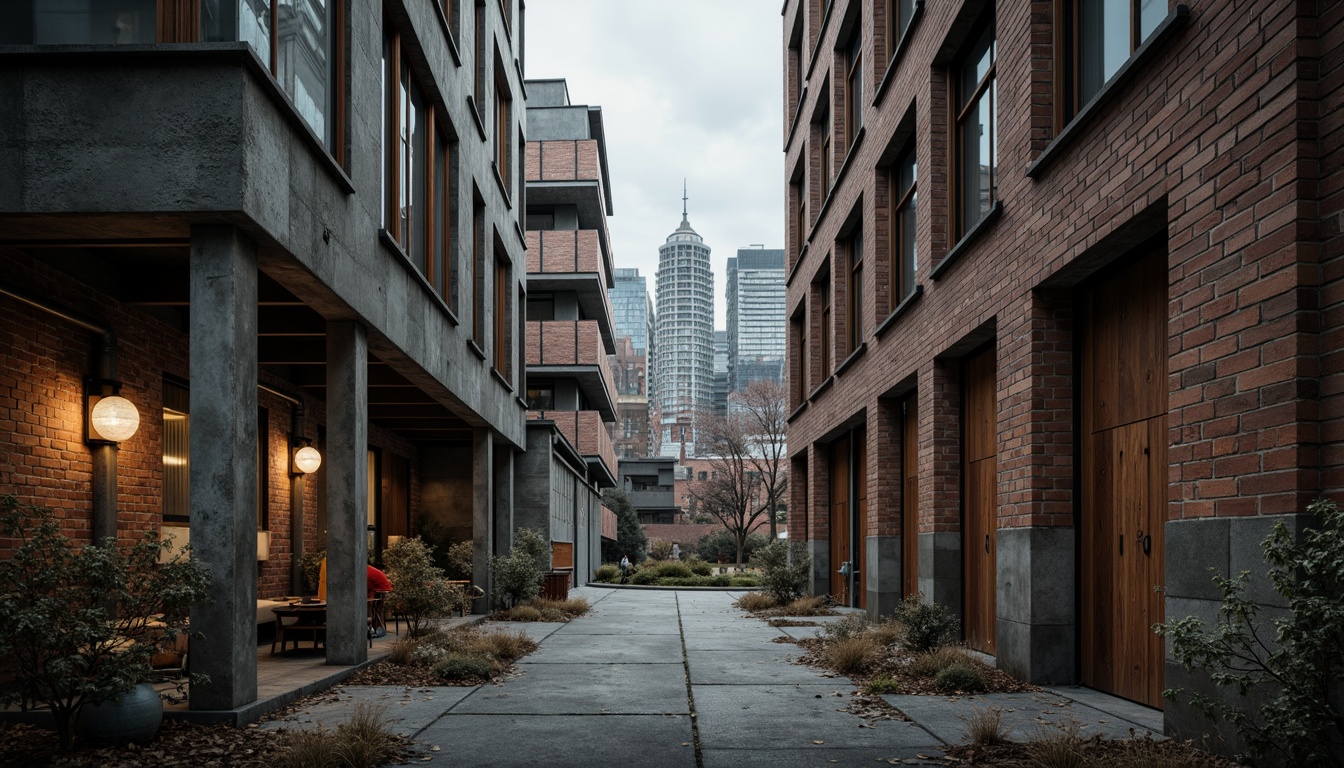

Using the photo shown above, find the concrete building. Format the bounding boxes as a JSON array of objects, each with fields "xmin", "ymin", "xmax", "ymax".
[
  {"xmin": 0, "ymin": 0, "xmax": 525, "ymax": 713},
  {"xmin": 726, "ymin": 247, "xmax": 787, "ymax": 392},
  {"xmin": 711, "ymin": 329, "xmax": 729, "ymax": 418},
  {"xmin": 617, "ymin": 457, "xmax": 679, "ymax": 525},
  {"xmin": 611, "ymin": 268, "xmax": 655, "ymax": 457},
  {"xmin": 782, "ymin": 0, "xmax": 1343, "ymax": 751},
  {"xmin": 519, "ymin": 79, "xmax": 619, "ymax": 585},
  {"xmin": 654, "ymin": 192, "xmax": 714, "ymax": 457},
  {"xmin": 612, "ymin": 267, "xmax": 655, "ymax": 355}
]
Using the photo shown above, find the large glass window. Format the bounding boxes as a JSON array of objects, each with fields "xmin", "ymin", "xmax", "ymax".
[
  {"xmin": 886, "ymin": 0, "xmax": 916, "ymax": 59},
  {"xmin": 889, "ymin": 147, "xmax": 917, "ymax": 307},
  {"xmin": 162, "ymin": 379, "xmax": 191, "ymax": 523},
  {"xmin": 954, "ymin": 22, "xmax": 996, "ymax": 238},
  {"xmin": 844, "ymin": 28, "xmax": 863, "ymax": 146},
  {"xmin": 0, "ymin": 0, "xmax": 156, "ymax": 44},
  {"xmin": 818, "ymin": 105, "xmax": 833, "ymax": 200},
  {"xmin": 819, "ymin": 278, "xmax": 833, "ymax": 380},
  {"xmin": 494, "ymin": 251, "xmax": 510, "ymax": 376},
  {"xmin": 1066, "ymin": 0, "xmax": 1166, "ymax": 120},
  {"xmin": 846, "ymin": 229, "xmax": 864, "ymax": 354}
]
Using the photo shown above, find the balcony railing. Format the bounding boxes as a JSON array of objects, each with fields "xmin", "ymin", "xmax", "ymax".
[
  {"xmin": 526, "ymin": 140, "xmax": 601, "ymax": 183},
  {"xmin": 526, "ymin": 229, "xmax": 603, "ymax": 275},
  {"xmin": 526, "ymin": 320, "xmax": 617, "ymax": 415},
  {"xmin": 529, "ymin": 409, "xmax": 617, "ymax": 482}
]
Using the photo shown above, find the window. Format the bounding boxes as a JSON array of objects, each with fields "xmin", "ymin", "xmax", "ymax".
[
  {"xmin": 474, "ymin": 0, "xmax": 486, "ymax": 110},
  {"xmin": 527, "ymin": 296, "xmax": 554, "ymax": 321},
  {"xmin": 791, "ymin": 172, "xmax": 806, "ymax": 263},
  {"xmin": 384, "ymin": 24, "xmax": 456, "ymax": 306},
  {"xmin": 1, "ymin": 1, "xmax": 156, "ymax": 43},
  {"xmin": 889, "ymin": 147, "xmax": 917, "ymax": 306},
  {"xmin": 954, "ymin": 22, "xmax": 996, "ymax": 238},
  {"xmin": 1062, "ymin": 0, "xmax": 1166, "ymax": 122},
  {"xmin": 162, "ymin": 379, "xmax": 190, "ymax": 522},
  {"xmin": 527, "ymin": 386, "xmax": 553, "ymax": 410},
  {"xmin": 792, "ymin": 309, "xmax": 809, "ymax": 403},
  {"xmin": 495, "ymin": 73, "xmax": 512, "ymax": 194},
  {"xmin": 819, "ymin": 276, "xmax": 833, "ymax": 379},
  {"xmin": 472, "ymin": 198, "xmax": 486, "ymax": 346},
  {"xmin": 818, "ymin": 104, "xmax": 833, "ymax": 200},
  {"xmin": 844, "ymin": 28, "xmax": 862, "ymax": 147},
  {"xmin": 494, "ymin": 250, "xmax": 511, "ymax": 376},
  {"xmin": 886, "ymin": 0, "xmax": 917, "ymax": 60},
  {"xmin": 846, "ymin": 229, "xmax": 864, "ymax": 353}
]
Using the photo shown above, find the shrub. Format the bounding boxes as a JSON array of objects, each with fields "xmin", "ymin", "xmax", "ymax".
[
  {"xmin": 382, "ymin": 537, "xmax": 456, "ymax": 638},
  {"xmin": 501, "ymin": 605, "xmax": 542, "ymax": 621},
  {"xmin": 865, "ymin": 675, "xmax": 900, "ymax": 694},
  {"xmin": 824, "ymin": 635, "xmax": 880, "ymax": 676},
  {"xmin": 388, "ymin": 636, "xmax": 419, "ymax": 666},
  {"xmin": 737, "ymin": 592, "xmax": 778, "ymax": 612},
  {"xmin": 870, "ymin": 618, "xmax": 905, "ymax": 648},
  {"xmin": 0, "ymin": 496, "xmax": 212, "ymax": 751},
  {"xmin": 652, "ymin": 562, "xmax": 693, "ymax": 579},
  {"xmin": 908, "ymin": 646, "xmax": 975, "ymax": 679},
  {"xmin": 532, "ymin": 597, "xmax": 591, "ymax": 617},
  {"xmin": 891, "ymin": 594, "xmax": 960, "ymax": 653},
  {"xmin": 594, "ymin": 564, "xmax": 620, "ymax": 583},
  {"xmin": 462, "ymin": 628, "xmax": 536, "ymax": 663},
  {"xmin": 821, "ymin": 613, "xmax": 871, "ymax": 643},
  {"xmin": 647, "ymin": 539, "xmax": 673, "ymax": 561},
  {"xmin": 490, "ymin": 528, "xmax": 548, "ymax": 609},
  {"xmin": 278, "ymin": 704, "xmax": 398, "ymax": 768},
  {"xmin": 696, "ymin": 529, "xmax": 770, "ymax": 563},
  {"xmin": 689, "ymin": 560, "xmax": 713, "ymax": 576},
  {"xmin": 445, "ymin": 540, "xmax": 474, "ymax": 582},
  {"xmin": 782, "ymin": 596, "xmax": 830, "ymax": 616},
  {"xmin": 630, "ymin": 569, "xmax": 659, "ymax": 585},
  {"xmin": 728, "ymin": 576, "xmax": 760, "ymax": 587},
  {"xmin": 752, "ymin": 540, "xmax": 811, "ymax": 604},
  {"xmin": 300, "ymin": 549, "xmax": 326, "ymax": 595},
  {"xmin": 1161, "ymin": 497, "xmax": 1344, "ymax": 767},
  {"xmin": 434, "ymin": 652, "xmax": 495, "ymax": 681},
  {"xmin": 963, "ymin": 706, "xmax": 1008, "ymax": 747},
  {"xmin": 933, "ymin": 663, "xmax": 984, "ymax": 693}
]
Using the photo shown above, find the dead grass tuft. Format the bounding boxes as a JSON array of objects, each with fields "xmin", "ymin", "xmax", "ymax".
[
  {"xmin": 1025, "ymin": 720, "xmax": 1088, "ymax": 768},
  {"xmin": 869, "ymin": 618, "xmax": 905, "ymax": 648},
  {"xmin": 963, "ymin": 706, "xmax": 1009, "ymax": 747},
  {"xmin": 277, "ymin": 702, "xmax": 397, "ymax": 768},
  {"xmin": 781, "ymin": 596, "xmax": 829, "ymax": 615},
  {"xmin": 531, "ymin": 596, "xmax": 591, "ymax": 616},
  {"xmin": 1110, "ymin": 735, "xmax": 1205, "ymax": 768},
  {"xmin": 501, "ymin": 605, "xmax": 543, "ymax": 621},
  {"xmin": 736, "ymin": 592, "xmax": 779, "ymax": 612},
  {"xmin": 823, "ymin": 635, "xmax": 880, "ymax": 676},
  {"xmin": 462, "ymin": 627, "xmax": 537, "ymax": 663},
  {"xmin": 387, "ymin": 636, "xmax": 419, "ymax": 666},
  {"xmin": 908, "ymin": 646, "xmax": 975, "ymax": 678}
]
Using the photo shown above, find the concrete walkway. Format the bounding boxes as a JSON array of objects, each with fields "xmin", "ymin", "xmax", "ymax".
[{"xmin": 265, "ymin": 588, "xmax": 1162, "ymax": 767}]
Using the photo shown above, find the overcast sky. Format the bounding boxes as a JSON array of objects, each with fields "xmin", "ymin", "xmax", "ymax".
[{"xmin": 526, "ymin": 0, "xmax": 785, "ymax": 329}]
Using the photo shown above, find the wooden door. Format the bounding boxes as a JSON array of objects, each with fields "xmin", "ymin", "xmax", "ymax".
[
  {"xmin": 1080, "ymin": 247, "xmax": 1167, "ymax": 709},
  {"xmin": 829, "ymin": 435, "xmax": 852, "ymax": 604},
  {"xmin": 901, "ymin": 394, "xmax": 919, "ymax": 598},
  {"xmin": 963, "ymin": 345, "xmax": 997, "ymax": 654},
  {"xmin": 854, "ymin": 428, "xmax": 868, "ymax": 610}
]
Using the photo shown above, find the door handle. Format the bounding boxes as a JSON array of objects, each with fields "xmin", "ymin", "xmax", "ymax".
[
  {"xmin": 1119, "ymin": 534, "xmax": 1124, "ymax": 556},
  {"xmin": 1142, "ymin": 535, "xmax": 1151, "ymax": 556},
  {"xmin": 984, "ymin": 535, "xmax": 990, "ymax": 553}
]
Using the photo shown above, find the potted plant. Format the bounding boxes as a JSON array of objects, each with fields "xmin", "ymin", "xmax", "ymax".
[{"xmin": 0, "ymin": 495, "xmax": 211, "ymax": 751}]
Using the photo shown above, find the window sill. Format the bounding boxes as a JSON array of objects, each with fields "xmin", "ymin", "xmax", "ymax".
[
  {"xmin": 515, "ymin": 395, "xmax": 530, "ymax": 410},
  {"xmin": 808, "ymin": 375, "xmax": 835, "ymax": 403},
  {"xmin": 786, "ymin": 241, "xmax": 810, "ymax": 287},
  {"xmin": 803, "ymin": 0, "xmax": 837, "ymax": 86},
  {"xmin": 874, "ymin": 284, "xmax": 923, "ymax": 338},
  {"xmin": 431, "ymin": 2, "xmax": 462, "ymax": 67},
  {"xmin": 492, "ymin": 161, "xmax": 512, "ymax": 207},
  {"xmin": 873, "ymin": 0, "xmax": 924, "ymax": 108},
  {"xmin": 813, "ymin": 126, "xmax": 867, "ymax": 241},
  {"xmin": 787, "ymin": 400, "xmax": 809, "ymax": 424},
  {"xmin": 514, "ymin": 220, "xmax": 528, "ymax": 250},
  {"xmin": 490, "ymin": 366, "xmax": 514, "ymax": 393},
  {"xmin": 377, "ymin": 228, "xmax": 460, "ymax": 326},
  {"xmin": 466, "ymin": 95, "xmax": 488, "ymax": 142},
  {"xmin": 785, "ymin": 83, "xmax": 808, "ymax": 151},
  {"xmin": 835, "ymin": 341, "xmax": 867, "ymax": 377},
  {"xmin": 1027, "ymin": 5, "xmax": 1190, "ymax": 179},
  {"xmin": 467, "ymin": 339, "xmax": 487, "ymax": 360},
  {"xmin": 930, "ymin": 201, "xmax": 1003, "ymax": 281}
]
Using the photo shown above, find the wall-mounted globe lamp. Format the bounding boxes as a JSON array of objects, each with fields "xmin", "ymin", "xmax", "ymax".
[
  {"xmin": 87, "ymin": 383, "xmax": 140, "ymax": 444},
  {"xmin": 292, "ymin": 442, "xmax": 323, "ymax": 475}
]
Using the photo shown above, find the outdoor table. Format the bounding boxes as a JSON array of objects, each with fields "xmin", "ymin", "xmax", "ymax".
[{"xmin": 271, "ymin": 602, "xmax": 326, "ymax": 655}]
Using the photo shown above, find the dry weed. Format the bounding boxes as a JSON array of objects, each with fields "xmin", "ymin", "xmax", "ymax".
[
  {"xmin": 824, "ymin": 635, "xmax": 880, "ymax": 676},
  {"xmin": 387, "ymin": 636, "xmax": 418, "ymax": 666},
  {"xmin": 963, "ymin": 706, "xmax": 1009, "ymax": 747},
  {"xmin": 908, "ymin": 646, "xmax": 974, "ymax": 678},
  {"xmin": 278, "ymin": 702, "xmax": 397, "ymax": 768},
  {"xmin": 782, "ymin": 596, "xmax": 829, "ymax": 615},
  {"xmin": 1025, "ymin": 720, "xmax": 1088, "ymax": 768},
  {"xmin": 1111, "ymin": 735, "xmax": 1200, "ymax": 768},
  {"xmin": 465, "ymin": 628, "xmax": 537, "ymax": 662},
  {"xmin": 736, "ymin": 592, "xmax": 778, "ymax": 612},
  {"xmin": 869, "ymin": 618, "xmax": 905, "ymax": 647}
]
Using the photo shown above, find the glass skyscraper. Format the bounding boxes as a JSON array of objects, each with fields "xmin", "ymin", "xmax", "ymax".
[
  {"xmin": 726, "ymin": 248, "xmax": 786, "ymax": 392},
  {"xmin": 654, "ymin": 194, "xmax": 713, "ymax": 457}
]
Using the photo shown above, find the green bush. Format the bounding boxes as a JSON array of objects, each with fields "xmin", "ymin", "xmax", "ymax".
[
  {"xmin": 891, "ymin": 594, "xmax": 960, "ymax": 653},
  {"xmin": 490, "ymin": 529, "xmax": 549, "ymax": 609},
  {"xmin": 933, "ymin": 663, "xmax": 984, "ymax": 693},
  {"xmin": 1161, "ymin": 497, "xmax": 1344, "ymax": 767},
  {"xmin": 689, "ymin": 560, "xmax": 713, "ymax": 576},
  {"xmin": 647, "ymin": 539, "xmax": 673, "ymax": 560},
  {"xmin": 433, "ymin": 652, "xmax": 494, "ymax": 681},
  {"xmin": 822, "ymin": 613, "xmax": 871, "ymax": 643},
  {"xmin": 594, "ymin": 564, "xmax": 620, "ymax": 583},
  {"xmin": 630, "ymin": 569, "xmax": 659, "ymax": 585},
  {"xmin": 445, "ymin": 540, "xmax": 474, "ymax": 582},
  {"xmin": 728, "ymin": 576, "xmax": 760, "ymax": 587},
  {"xmin": 383, "ymin": 537, "xmax": 458, "ymax": 638},
  {"xmin": 652, "ymin": 562, "xmax": 693, "ymax": 579},
  {"xmin": 866, "ymin": 675, "xmax": 900, "ymax": 694},
  {"xmin": 752, "ymin": 540, "xmax": 811, "ymax": 603}
]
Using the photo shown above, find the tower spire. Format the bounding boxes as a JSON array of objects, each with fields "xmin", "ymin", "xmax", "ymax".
[{"xmin": 681, "ymin": 179, "xmax": 689, "ymax": 226}]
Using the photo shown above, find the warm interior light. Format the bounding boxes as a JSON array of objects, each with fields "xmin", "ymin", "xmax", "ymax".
[
  {"xmin": 91, "ymin": 395, "xmax": 140, "ymax": 442},
  {"xmin": 257, "ymin": 530, "xmax": 271, "ymax": 561},
  {"xmin": 293, "ymin": 445, "xmax": 322, "ymax": 474}
]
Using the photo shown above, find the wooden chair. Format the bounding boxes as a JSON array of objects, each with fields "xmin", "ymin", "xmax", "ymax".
[{"xmin": 271, "ymin": 606, "xmax": 326, "ymax": 654}]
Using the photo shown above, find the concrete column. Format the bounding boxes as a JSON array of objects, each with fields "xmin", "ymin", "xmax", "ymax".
[
  {"xmin": 325, "ymin": 321, "xmax": 368, "ymax": 665},
  {"xmin": 866, "ymin": 402, "xmax": 904, "ymax": 617},
  {"xmin": 922, "ymin": 358, "xmax": 963, "ymax": 618},
  {"xmin": 865, "ymin": 535, "xmax": 903, "ymax": 618},
  {"xmin": 472, "ymin": 428, "xmax": 494, "ymax": 612},
  {"xmin": 187, "ymin": 225, "xmax": 258, "ymax": 711},
  {"xmin": 492, "ymin": 442, "xmax": 514, "ymax": 557}
]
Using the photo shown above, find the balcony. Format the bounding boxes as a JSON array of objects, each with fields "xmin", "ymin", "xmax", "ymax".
[
  {"xmin": 530, "ymin": 409, "xmax": 617, "ymax": 486},
  {"xmin": 601, "ymin": 505, "xmax": 618, "ymax": 540},
  {"xmin": 525, "ymin": 229, "xmax": 615, "ymax": 350},
  {"xmin": 628, "ymin": 488, "xmax": 675, "ymax": 510},
  {"xmin": 525, "ymin": 140, "xmax": 612, "ymax": 258},
  {"xmin": 526, "ymin": 320, "xmax": 617, "ymax": 419}
]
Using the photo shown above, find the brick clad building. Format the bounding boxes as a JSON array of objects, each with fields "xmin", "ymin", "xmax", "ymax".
[{"xmin": 782, "ymin": 0, "xmax": 1342, "ymax": 744}]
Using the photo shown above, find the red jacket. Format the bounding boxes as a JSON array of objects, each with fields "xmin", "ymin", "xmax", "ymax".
[{"xmin": 367, "ymin": 565, "xmax": 393, "ymax": 598}]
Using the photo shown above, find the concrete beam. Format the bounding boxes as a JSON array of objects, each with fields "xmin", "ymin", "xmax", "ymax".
[
  {"xmin": 325, "ymin": 321, "xmax": 368, "ymax": 666},
  {"xmin": 472, "ymin": 428, "xmax": 494, "ymax": 612},
  {"xmin": 188, "ymin": 225, "xmax": 259, "ymax": 711}
]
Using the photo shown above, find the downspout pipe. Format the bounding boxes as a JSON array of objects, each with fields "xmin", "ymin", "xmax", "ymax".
[{"xmin": 0, "ymin": 285, "xmax": 119, "ymax": 544}]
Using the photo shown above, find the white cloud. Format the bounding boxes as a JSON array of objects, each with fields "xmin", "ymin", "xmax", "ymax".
[{"xmin": 527, "ymin": 0, "xmax": 785, "ymax": 328}]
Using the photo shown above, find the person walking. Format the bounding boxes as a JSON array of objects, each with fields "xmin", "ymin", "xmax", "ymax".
[{"xmin": 619, "ymin": 555, "xmax": 631, "ymax": 584}]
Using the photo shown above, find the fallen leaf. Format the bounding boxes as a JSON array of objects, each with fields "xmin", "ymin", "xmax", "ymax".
[
  {"xmin": 813, "ymin": 739, "xmax": 825, "ymax": 744},
  {"xmin": 430, "ymin": 746, "xmax": 442, "ymax": 752}
]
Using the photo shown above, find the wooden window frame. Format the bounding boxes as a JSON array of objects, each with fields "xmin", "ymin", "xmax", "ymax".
[
  {"xmin": 474, "ymin": 0, "xmax": 487, "ymax": 110},
  {"xmin": 819, "ymin": 104, "xmax": 833, "ymax": 200},
  {"xmin": 495, "ymin": 67, "xmax": 512, "ymax": 195},
  {"xmin": 888, "ymin": 146, "xmax": 917, "ymax": 309},
  {"xmin": 1057, "ymin": 0, "xmax": 1164, "ymax": 128},
  {"xmin": 885, "ymin": 0, "xmax": 916, "ymax": 64},
  {"xmin": 819, "ymin": 275, "xmax": 833, "ymax": 380},
  {"xmin": 494, "ymin": 249, "xmax": 511, "ymax": 376},
  {"xmin": 844, "ymin": 27, "xmax": 863, "ymax": 148},
  {"xmin": 952, "ymin": 21, "xmax": 996, "ymax": 239},
  {"xmin": 473, "ymin": 198, "xmax": 486, "ymax": 346},
  {"xmin": 846, "ymin": 228, "xmax": 864, "ymax": 354}
]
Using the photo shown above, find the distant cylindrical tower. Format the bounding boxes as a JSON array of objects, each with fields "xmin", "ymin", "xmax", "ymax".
[{"xmin": 654, "ymin": 185, "xmax": 713, "ymax": 457}]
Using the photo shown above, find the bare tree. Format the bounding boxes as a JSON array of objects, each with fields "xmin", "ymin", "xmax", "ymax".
[
  {"xmin": 735, "ymin": 380, "xmax": 789, "ymax": 540},
  {"xmin": 687, "ymin": 410, "xmax": 768, "ymax": 567}
]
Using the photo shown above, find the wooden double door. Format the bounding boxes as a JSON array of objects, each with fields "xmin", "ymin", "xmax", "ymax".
[
  {"xmin": 1079, "ymin": 247, "xmax": 1168, "ymax": 709},
  {"xmin": 829, "ymin": 430, "xmax": 867, "ymax": 608},
  {"xmin": 963, "ymin": 346, "xmax": 997, "ymax": 654}
]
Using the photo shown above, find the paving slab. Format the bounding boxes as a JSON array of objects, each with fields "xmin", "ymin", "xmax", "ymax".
[
  {"xmin": 483, "ymin": 621, "xmax": 565, "ymax": 642},
  {"xmin": 552, "ymin": 620, "xmax": 683, "ymax": 635},
  {"xmin": 702, "ymin": 747, "xmax": 948, "ymax": 767},
  {"xmin": 688, "ymin": 649, "xmax": 828, "ymax": 685},
  {"xmin": 1043, "ymin": 686, "xmax": 1164, "ymax": 733},
  {"xmin": 882, "ymin": 690, "xmax": 1160, "ymax": 744},
  {"xmin": 417, "ymin": 714, "xmax": 696, "ymax": 768},
  {"xmin": 681, "ymin": 631, "xmax": 789, "ymax": 651},
  {"xmin": 261, "ymin": 685, "xmax": 476, "ymax": 737},
  {"xmin": 452, "ymin": 663, "xmax": 689, "ymax": 715},
  {"xmin": 693, "ymin": 684, "xmax": 940, "ymax": 751},
  {"xmin": 520, "ymin": 632, "xmax": 685, "ymax": 664}
]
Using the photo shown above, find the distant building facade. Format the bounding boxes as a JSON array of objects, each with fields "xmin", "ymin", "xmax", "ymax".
[
  {"xmin": 613, "ymin": 336, "xmax": 652, "ymax": 458},
  {"xmin": 653, "ymin": 194, "xmax": 713, "ymax": 457},
  {"xmin": 711, "ymin": 329, "xmax": 729, "ymax": 418},
  {"xmin": 726, "ymin": 248, "xmax": 786, "ymax": 392}
]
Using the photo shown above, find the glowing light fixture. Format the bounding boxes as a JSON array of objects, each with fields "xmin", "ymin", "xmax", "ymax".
[
  {"xmin": 292, "ymin": 444, "xmax": 322, "ymax": 474},
  {"xmin": 89, "ymin": 394, "xmax": 140, "ymax": 443}
]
